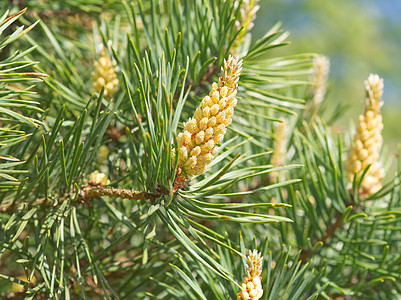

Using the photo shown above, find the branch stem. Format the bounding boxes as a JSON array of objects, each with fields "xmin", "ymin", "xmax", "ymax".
[{"xmin": 78, "ymin": 186, "xmax": 166, "ymax": 202}]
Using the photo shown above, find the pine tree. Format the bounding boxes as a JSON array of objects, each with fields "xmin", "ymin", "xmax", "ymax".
[{"xmin": 1, "ymin": 1, "xmax": 400, "ymax": 299}]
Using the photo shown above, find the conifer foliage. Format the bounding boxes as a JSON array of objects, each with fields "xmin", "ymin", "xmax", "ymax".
[{"xmin": 0, "ymin": 1, "xmax": 400, "ymax": 299}]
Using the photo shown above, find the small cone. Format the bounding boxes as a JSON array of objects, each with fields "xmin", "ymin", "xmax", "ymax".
[
  {"xmin": 172, "ymin": 55, "xmax": 242, "ymax": 178},
  {"xmin": 346, "ymin": 74, "xmax": 384, "ymax": 196},
  {"xmin": 237, "ymin": 250, "xmax": 264, "ymax": 300}
]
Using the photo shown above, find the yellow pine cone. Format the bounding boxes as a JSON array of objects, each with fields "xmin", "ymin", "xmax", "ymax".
[
  {"xmin": 88, "ymin": 170, "xmax": 110, "ymax": 186},
  {"xmin": 237, "ymin": 249, "xmax": 264, "ymax": 300},
  {"xmin": 92, "ymin": 50, "xmax": 119, "ymax": 98},
  {"xmin": 172, "ymin": 55, "xmax": 242, "ymax": 177},
  {"xmin": 346, "ymin": 74, "xmax": 384, "ymax": 196}
]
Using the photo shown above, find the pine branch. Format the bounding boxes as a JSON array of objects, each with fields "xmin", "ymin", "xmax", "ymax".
[{"xmin": 5, "ymin": 2, "xmax": 399, "ymax": 299}]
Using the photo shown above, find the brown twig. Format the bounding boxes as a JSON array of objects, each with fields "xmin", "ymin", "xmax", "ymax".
[
  {"xmin": 1, "ymin": 184, "xmax": 168, "ymax": 214},
  {"xmin": 77, "ymin": 185, "xmax": 169, "ymax": 204}
]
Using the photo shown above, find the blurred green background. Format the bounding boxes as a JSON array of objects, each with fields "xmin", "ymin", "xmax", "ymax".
[{"xmin": 254, "ymin": 0, "xmax": 401, "ymax": 158}]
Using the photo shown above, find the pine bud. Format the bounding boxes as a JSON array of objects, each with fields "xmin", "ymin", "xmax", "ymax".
[
  {"xmin": 173, "ymin": 55, "xmax": 242, "ymax": 177},
  {"xmin": 346, "ymin": 74, "xmax": 384, "ymax": 196},
  {"xmin": 92, "ymin": 50, "xmax": 119, "ymax": 98},
  {"xmin": 88, "ymin": 170, "xmax": 110, "ymax": 186},
  {"xmin": 237, "ymin": 249, "xmax": 264, "ymax": 300}
]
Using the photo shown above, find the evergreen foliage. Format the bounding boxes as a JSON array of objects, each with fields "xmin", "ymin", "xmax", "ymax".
[{"xmin": 0, "ymin": 1, "xmax": 400, "ymax": 299}]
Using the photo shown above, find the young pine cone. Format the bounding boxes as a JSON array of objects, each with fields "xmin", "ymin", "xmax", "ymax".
[
  {"xmin": 346, "ymin": 74, "xmax": 384, "ymax": 196},
  {"xmin": 172, "ymin": 55, "xmax": 242, "ymax": 178},
  {"xmin": 237, "ymin": 250, "xmax": 264, "ymax": 300}
]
